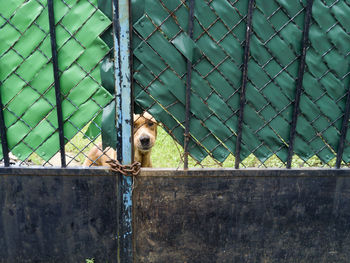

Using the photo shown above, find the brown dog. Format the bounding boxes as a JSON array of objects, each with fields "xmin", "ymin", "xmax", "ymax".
[{"xmin": 83, "ymin": 112, "xmax": 157, "ymax": 167}]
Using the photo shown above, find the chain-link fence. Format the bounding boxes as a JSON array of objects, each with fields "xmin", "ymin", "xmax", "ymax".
[
  {"xmin": 0, "ymin": 0, "xmax": 116, "ymax": 167},
  {"xmin": 0, "ymin": 0, "xmax": 349, "ymax": 168},
  {"xmin": 132, "ymin": 0, "xmax": 350, "ymax": 168}
]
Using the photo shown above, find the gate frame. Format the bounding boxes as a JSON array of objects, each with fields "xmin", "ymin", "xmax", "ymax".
[{"xmin": 1, "ymin": 0, "xmax": 350, "ymax": 262}]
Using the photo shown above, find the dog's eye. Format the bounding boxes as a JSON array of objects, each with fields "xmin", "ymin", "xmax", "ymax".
[{"xmin": 148, "ymin": 121, "xmax": 154, "ymax": 127}]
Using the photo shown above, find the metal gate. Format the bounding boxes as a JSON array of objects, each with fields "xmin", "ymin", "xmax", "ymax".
[{"xmin": 1, "ymin": 0, "xmax": 350, "ymax": 262}]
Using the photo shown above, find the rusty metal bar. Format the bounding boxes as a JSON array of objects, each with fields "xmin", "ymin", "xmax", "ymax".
[
  {"xmin": 235, "ymin": 0, "xmax": 255, "ymax": 169},
  {"xmin": 112, "ymin": 0, "xmax": 133, "ymax": 261},
  {"xmin": 286, "ymin": 0, "xmax": 313, "ymax": 169}
]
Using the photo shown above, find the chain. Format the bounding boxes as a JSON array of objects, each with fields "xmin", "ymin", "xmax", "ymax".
[{"xmin": 107, "ymin": 159, "xmax": 141, "ymax": 176}]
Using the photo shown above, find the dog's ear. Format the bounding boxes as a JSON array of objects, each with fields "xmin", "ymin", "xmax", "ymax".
[
  {"xmin": 143, "ymin": 111, "xmax": 157, "ymax": 124},
  {"xmin": 133, "ymin": 114, "xmax": 140, "ymax": 121}
]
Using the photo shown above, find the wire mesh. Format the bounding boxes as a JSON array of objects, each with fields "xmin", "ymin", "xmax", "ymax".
[
  {"xmin": 132, "ymin": 0, "xmax": 350, "ymax": 168},
  {"xmin": 0, "ymin": 0, "xmax": 349, "ymax": 168},
  {"xmin": 0, "ymin": 0, "xmax": 114, "ymax": 166}
]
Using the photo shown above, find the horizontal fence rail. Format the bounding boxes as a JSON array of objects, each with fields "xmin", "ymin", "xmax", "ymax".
[{"xmin": 0, "ymin": 168, "xmax": 350, "ymax": 262}]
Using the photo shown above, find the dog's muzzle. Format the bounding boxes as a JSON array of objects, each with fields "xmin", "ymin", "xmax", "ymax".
[{"xmin": 138, "ymin": 134, "xmax": 152, "ymax": 151}]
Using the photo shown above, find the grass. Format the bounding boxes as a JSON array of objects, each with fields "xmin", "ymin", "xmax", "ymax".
[
  {"xmin": 27, "ymin": 125, "xmax": 335, "ymax": 168},
  {"xmin": 28, "ymin": 124, "xmax": 101, "ymax": 166},
  {"xmin": 151, "ymin": 126, "xmax": 335, "ymax": 168}
]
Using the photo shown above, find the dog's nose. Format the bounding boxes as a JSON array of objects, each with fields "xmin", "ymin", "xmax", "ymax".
[{"xmin": 140, "ymin": 135, "xmax": 150, "ymax": 146}]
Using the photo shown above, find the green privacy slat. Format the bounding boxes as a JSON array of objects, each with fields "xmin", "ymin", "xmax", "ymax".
[
  {"xmin": 320, "ymin": 72, "xmax": 346, "ymax": 101},
  {"xmin": 16, "ymin": 51, "xmax": 48, "ymax": 82},
  {"xmin": 21, "ymin": 121, "xmax": 56, "ymax": 153},
  {"xmin": 74, "ymin": 12, "xmax": 110, "ymax": 47},
  {"xmin": 323, "ymin": 51, "xmax": 348, "ymax": 78},
  {"xmin": 7, "ymin": 121, "xmax": 30, "ymax": 148},
  {"xmin": 0, "ymin": 24, "xmax": 21, "ymax": 56},
  {"xmin": 193, "ymin": 0, "xmax": 217, "ymax": 29},
  {"xmin": 102, "ymin": 101, "xmax": 116, "ymax": 150},
  {"xmin": 171, "ymin": 32, "xmax": 202, "ymax": 63},
  {"xmin": 84, "ymin": 111, "xmax": 102, "ymax": 140},
  {"xmin": 219, "ymin": 34, "xmax": 244, "ymax": 65},
  {"xmin": 331, "ymin": 2, "xmax": 350, "ymax": 32},
  {"xmin": 196, "ymin": 35, "xmax": 227, "ymax": 66},
  {"xmin": 131, "ymin": 0, "xmax": 350, "ymax": 166},
  {"xmin": 0, "ymin": 50, "xmax": 23, "ymax": 81},
  {"xmin": 11, "ymin": 0, "xmax": 44, "ymax": 33},
  {"xmin": 33, "ymin": 97, "xmax": 106, "ymax": 162},
  {"xmin": 3, "ymin": 109, "xmax": 18, "ymax": 128},
  {"xmin": 211, "ymin": 0, "xmax": 241, "ymax": 29},
  {"xmin": 100, "ymin": 58, "xmax": 115, "ymax": 94},
  {"xmin": 7, "ymin": 88, "xmax": 40, "ymax": 118},
  {"xmin": 1, "ymin": 74, "xmax": 26, "ymax": 105},
  {"xmin": 207, "ymin": 20, "xmax": 228, "ymax": 42},
  {"xmin": 59, "ymin": 64, "xmax": 86, "ymax": 95},
  {"xmin": 145, "ymin": 0, "xmax": 183, "ymax": 36},
  {"xmin": 60, "ymin": 1, "xmax": 96, "ymax": 34},
  {"xmin": 76, "ymin": 38, "xmax": 110, "ymax": 72},
  {"xmin": 21, "ymin": 99, "xmax": 53, "ymax": 128},
  {"xmin": 309, "ymin": 25, "xmax": 332, "ymax": 54},
  {"xmin": 327, "ymin": 25, "xmax": 350, "ymax": 55},
  {"xmin": 134, "ymin": 16, "xmax": 187, "ymax": 76},
  {"xmin": 58, "ymin": 40, "xmax": 85, "ymax": 70},
  {"xmin": 0, "ymin": 0, "xmax": 112, "ymax": 161},
  {"xmin": 98, "ymin": 0, "xmax": 113, "ymax": 20},
  {"xmin": 12, "ymin": 24, "xmax": 47, "ymax": 58},
  {"xmin": 312, "ymin": 1, "xmax": 337, "ymax": 31},
  {"xmin": 0, "ymin": 0, "xmax": 25, "ymax": 18}
]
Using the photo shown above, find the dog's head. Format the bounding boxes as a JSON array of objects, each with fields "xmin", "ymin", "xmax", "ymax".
[{"xmin": 133, "ymin": 112, "xmax": 158, "ymax": 153}]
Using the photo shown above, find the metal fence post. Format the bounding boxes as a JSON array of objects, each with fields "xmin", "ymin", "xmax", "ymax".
[
  {"xmin": 336, "ymin": 84, "xmax": 350, "ymax": 168},
  {"xmin": 48, "ymin": 0, "xmax": 66, "ymax": 167},
  {"xmin": 235, "ymin": 0, "xmax": 255, "ymax": 169},
  {"xmin": 0, "ymin": 85, "xmax": 9, "ymax": 167},
  {"xmin": 286, "ymin": 0, "xmax": 313, "ymax": 168},
  {"xmin": 184, "ymin": 0, "xmax": 195, "ymax": 169},
  {"xmin": 112, "ymin": 0, "xmax": 133, "ymax": 262}
]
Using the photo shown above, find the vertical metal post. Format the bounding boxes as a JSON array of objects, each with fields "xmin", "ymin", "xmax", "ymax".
[
  {"xmin": 336, "ymin": 84, "xmax": 350, "ymax": 168},
  {"xmin": 112, "ymin": 0, "xmax": 133, "ymax": 262},
  {"xmin": 48, "ymin": 0, "xmax": 66, "ymax": 167},
  {"xmin": 0, "ymin": 86, "xmax": 10, "ymax": 167},
  {"xmin": 184, "ymin": 0, "xmax": 195, "ymax": 169},
  {"xmin": 235, "ymin": 0, "xmax": 255, "ymax": 169},
  {"xmin": 286, "ymin": 0, "xmax": 313, "ymax": 168}
]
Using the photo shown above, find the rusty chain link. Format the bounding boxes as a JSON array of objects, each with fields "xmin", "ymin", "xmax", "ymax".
[{"xmin": 107, "ymin": 159, "xmax": 141, "ymax": 176}]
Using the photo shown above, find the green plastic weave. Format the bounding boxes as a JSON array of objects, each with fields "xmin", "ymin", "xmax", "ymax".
[
  {"xmin": 132, "ymin": 0, "xmax": 350, "ymax": 165},
  {"xmin": 0, "ymin": 0, "xmax": 113, "ymax": 162}
]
